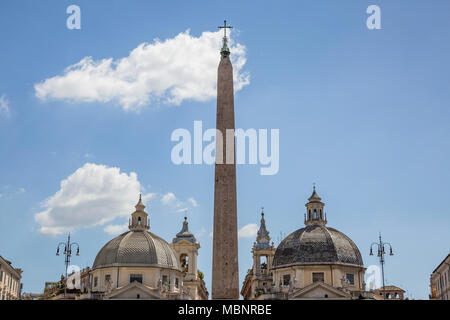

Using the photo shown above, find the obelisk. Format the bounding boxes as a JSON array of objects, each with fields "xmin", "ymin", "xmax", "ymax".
[{"xmin": 212, "ymin": 20, "xmax": 239, "ymax": 299}]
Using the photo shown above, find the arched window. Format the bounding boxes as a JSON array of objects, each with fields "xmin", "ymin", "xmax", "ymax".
[
  {"xmin": 313, "ymin": 209, "xmax": 318, "ymax": 220},
  {"xmin": 260, "ymin": 256, "xmax": 267, "ymax": 269},
  {"xmin": 138, "ymin": 217, "xmax": 141, "ymax": 225},
  {"xmin": 260, "ymin": 255, "xmax": 267, "ymax": 274},
  {"xmin": 283, "ymin": 274, "xmax": 291, "ymax": 286},
  {"xmin": 180, "ymin": 254, "xmax": 189, "ymax": 272}
]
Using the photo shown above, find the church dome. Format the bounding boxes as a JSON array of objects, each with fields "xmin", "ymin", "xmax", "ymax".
[
  {"xmin": 92, "ymin": 196, "xmax": 180, "ymax": 271},
  {"xmin": 92, "ymin": 230, "xmax": 180, "ymax": 270},
  {"xmin": 272, "ymin": 224, "xmax": 363, "ymax": 268},
  {"xmin": 272, "ymin": 187, "xmax": 363, "ymax": 269}
]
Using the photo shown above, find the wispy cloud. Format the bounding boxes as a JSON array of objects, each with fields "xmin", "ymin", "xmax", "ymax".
[
  {"xmin": 195, "ymin": 227, "xmax": 207, "ymax": 239},
  {"xmin": 141, "ymin": 192, "xmax": 156, "ymax": 202},
  {"xmin": 104, "ymin": 222, "xmax": 128, "ymax": 236},
  {"xmin": 160, "ymin": 192, "xmax": 199, "ymax": 211},
  {"xmin": 34, "ymin": 29, "xmax": 249, "ymax": 111},
  {"xmin": 0, "ymin": 187, "xmax": 26, "ymax": 199},
  {"xmin": 0, "ymin": 94, "xmax": 10, "ymax": 117},
  {"xmin": 187, "ymin": 197, "xmax": 199, "ymax": 207},
  {"xmin": 160, "ymin": 192, "xmax": 178, "ymax": 206},
  {"xmin": 238, "ymin": 223, "xmax": 258, "ymax": 238}
]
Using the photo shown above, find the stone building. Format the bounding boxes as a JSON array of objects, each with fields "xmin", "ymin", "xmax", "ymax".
[
  {"xmin": 0, "ymin": 255, "xmax": 22, "ymax": 300},
  {"xmin": 372, "ymin": 285, "xmax": 405, "ymax": 300},
  {"xmin": 84, "ymin": 196, "xmax": 208, "ymax": 300},
  {"xmin": 430, "ymin": 253, "xmax": 450, "ymax": 300},
  {"xmin": 242, "ymin": 187, "xmax": 370, "ymax": 300}
]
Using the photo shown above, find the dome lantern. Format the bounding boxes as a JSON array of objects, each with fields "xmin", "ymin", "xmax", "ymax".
[
  {"xmin": 129, "ymin": 194, "xmax": 150, "ymax": 231},
  {"xmin": 305, "ymin": 185, "xmax": 327, "ymax": 226}
]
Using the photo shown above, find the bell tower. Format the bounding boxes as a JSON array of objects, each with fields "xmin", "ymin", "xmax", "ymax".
[
  {"xmin": 253, "ymin": 210, "xmax": 275, "ymax": 275},
  {"xmin": 170, "ymin": 216, "xmax": 207, "ymax": 300},
  {"xmin": 241, "ymin": 209, "xmax": 275, "ymax": 299}
]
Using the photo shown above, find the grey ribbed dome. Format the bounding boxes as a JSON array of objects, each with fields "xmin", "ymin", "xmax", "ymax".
[
  {"xmin": 92, "ymin": 230, "xmax": 180, "ymax": 270},
  {"xmin": 273, "ymin": 224, "xmax": 363, "ymax": 268}
]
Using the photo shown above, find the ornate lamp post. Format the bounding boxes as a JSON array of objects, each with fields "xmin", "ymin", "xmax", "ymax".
[
  {"xmin": 369, "ymin": 233, "xmax": 393, "ymax": 300},
  {"xmin": 56, "ymin": 233, "xmax": 80, "ymax": 299}
]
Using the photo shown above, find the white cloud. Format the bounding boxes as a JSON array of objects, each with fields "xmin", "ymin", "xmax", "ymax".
[
  {"xmin": 160, "ymin": 193, "xmax": 199, "ymax": 211},
  {"xmin": 209, "ymin": 231, "xmax": 213, "ymax": 238},
  {"xmin": 187, "ymin": 197, "xmax": 199, "ymax": 207},
  {"xmin": 161, "ymin": 192, "xmax": 177, "ymax": 206},
  {"xmin": 142, "ymin": 192, "xmax": 156, "ymax": 202},
  {"xmin": 34, "ymin": 163, "xmax": 141, "ymax": 236},
  {"xmin": 0, "ymin": 187, "xmax": 26, "ymax": 199},
  {"xmin": 34, "ymin": 29, "xmax": 249, "ymax": 111},
  {"xmin": 0, "ymin": 94, "xmax": 10, "ymax": 117},
  {"xmin": 104, "ymin": 222, "xmax": 128, "ymax": 236},
  {"xmin": 238, "ymin": 223, "xmax": 258, "ymax": 238},
  {"xmin": 195, "ymin": 227, "xmax": 207, "ymax": 239}
]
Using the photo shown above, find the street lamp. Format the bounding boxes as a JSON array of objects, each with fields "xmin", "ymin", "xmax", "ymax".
[
  {"xmin": 369, "ymin": 233, "xmax": 393, "ymax": 300},
  {"xmin": 56, "ymin": 233, "xmax": 80, "ymax": 299}
]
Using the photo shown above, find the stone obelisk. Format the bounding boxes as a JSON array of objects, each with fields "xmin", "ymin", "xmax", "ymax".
[{"xmin": 212, "ymin": 20, "xmax": 239, "ymax": 299}]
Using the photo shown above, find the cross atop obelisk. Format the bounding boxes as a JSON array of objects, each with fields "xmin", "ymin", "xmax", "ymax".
[
  {"xmin": 218, "ymin": 20, "xmax": 233, "ymax": 37},
  {"xmin": 218, "ymin": 20, "xmax": 233, "ymax": 56}
]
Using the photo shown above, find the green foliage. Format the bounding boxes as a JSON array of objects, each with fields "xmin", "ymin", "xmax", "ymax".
[{"xmin": 255, "ymin": 289, "xmax": 265, "ymax": 297}]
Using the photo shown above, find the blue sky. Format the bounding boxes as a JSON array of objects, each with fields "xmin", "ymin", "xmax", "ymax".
[{"xmin": 0, "ymin": 0, "xmax": 449, "ymax": 299}]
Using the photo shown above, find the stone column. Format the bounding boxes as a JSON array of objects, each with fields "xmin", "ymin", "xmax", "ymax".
[{"xmin": 212, "ymin": 53, "xmax": 239, "ymax": 299}]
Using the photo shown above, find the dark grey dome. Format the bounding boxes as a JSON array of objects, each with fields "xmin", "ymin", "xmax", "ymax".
[
  {"xmin": 92, "ymin": 230, "xmax": 180, "ymax": 270},
  {"xmin": 273, "ymin": 224, "xmax": 363, "ymax": 268}
]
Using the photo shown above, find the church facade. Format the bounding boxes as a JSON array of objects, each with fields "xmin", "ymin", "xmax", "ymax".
[
  {"xmin": 241, "ymin": 187, "xmax": 371, "ymax": 300},
  {"xmin": 84, "ymin": 196, "xmax": 208, "ymax": 300}
]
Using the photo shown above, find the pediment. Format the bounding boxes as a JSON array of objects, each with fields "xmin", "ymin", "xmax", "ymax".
[
  {"xmin": 290, "ymin": 282, "xmax": 351, "ymax": 300},
  {"xmin": 106, "ymin": 281, "xmax": 164, "ymax": 300}
]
